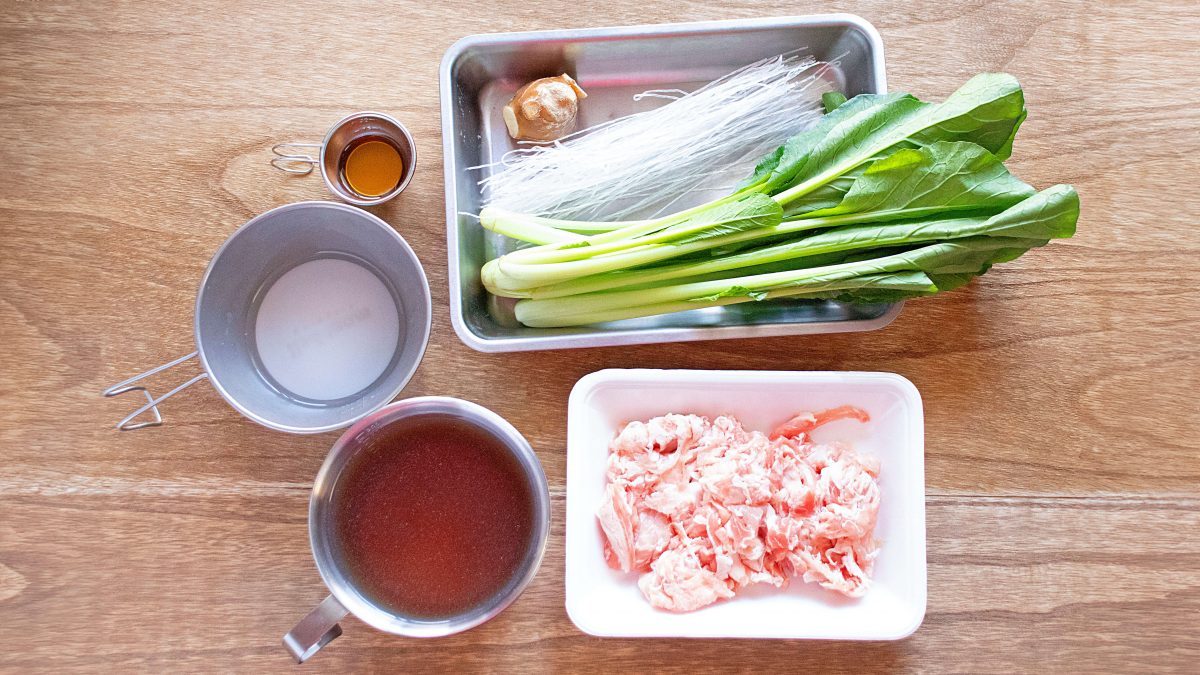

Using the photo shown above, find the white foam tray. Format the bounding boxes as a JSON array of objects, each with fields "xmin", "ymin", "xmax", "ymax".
[{"xmin": 564, "ymin": 369, "xmax": 926, "ymax": 639}]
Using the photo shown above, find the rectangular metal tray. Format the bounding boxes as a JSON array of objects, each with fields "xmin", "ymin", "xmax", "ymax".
[{"xmin": 439, "ymin": 14, "xmax": 899, "ymax": 352}]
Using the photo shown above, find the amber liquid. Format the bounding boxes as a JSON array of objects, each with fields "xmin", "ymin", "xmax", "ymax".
[
  {"xmin": 331, "ymin": 415, "xmax": 536, "ymax": 620},
  {"xmin": 338, "ymin": 135, "xmax": 404, "ymax": 198}
]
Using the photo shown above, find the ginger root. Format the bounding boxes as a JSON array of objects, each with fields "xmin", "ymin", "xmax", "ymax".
[{"xmin": 502, "ymin": 74, "xmax": 588, "ymax": 142}]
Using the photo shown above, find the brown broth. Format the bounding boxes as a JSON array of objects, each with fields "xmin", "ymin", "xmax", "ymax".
[{"xmin": 331, "ymin": 414, "xmax": 536, "ymax": 620}]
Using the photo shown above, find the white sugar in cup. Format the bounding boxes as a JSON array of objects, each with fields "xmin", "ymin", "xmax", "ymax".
[{"xmin": 255, "ymin": 258, "xmax": 401, "ymax": 402}]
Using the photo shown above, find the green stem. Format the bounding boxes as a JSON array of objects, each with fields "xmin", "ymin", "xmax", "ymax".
[
  {"xmin": 772, "ymin": 161, "xmax": 864, "ymax": 206},
  {"xmin": 484, "ymin": 210, "xmax": 883, "ymax": 293},
  {"xmin": 493, "ymin": 192, "xmax": 750, "ymax": 265},
  {"xmin": 512, "ymin": 253, "xmax": 905, "ymax": 318},
  {"xmin": 515, "ymin": 272, "xmax": 935, "ymax": 327},
  {"xmin": 522, "ymin": 239, "xmax": 839, "ymax": 299},
  {"xmin": 480, "ymin": 209, "xmax": 589, "ymax": 245}
]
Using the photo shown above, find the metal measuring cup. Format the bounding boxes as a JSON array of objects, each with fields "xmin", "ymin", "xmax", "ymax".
[
  {"xmin": 102, "ymin": 201, "xmax": 432, "ymax": 433},
  {"xmin": 271, "ymin": 112, "xmax": 417, "ymax": 207},
  {"xmin": 283, "ymin": 397, "xmax": 551, "ymax": 662}
]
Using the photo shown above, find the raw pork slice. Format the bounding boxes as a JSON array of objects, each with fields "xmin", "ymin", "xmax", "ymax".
[{"xmin": 597, "ymin": 408, "xmax": 879, "ymax": 611}]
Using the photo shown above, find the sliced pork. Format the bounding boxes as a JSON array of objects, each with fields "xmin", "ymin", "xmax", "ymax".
[{"xmin": 596, "ymin": 408, "xmax": 879, "ymax": 611}]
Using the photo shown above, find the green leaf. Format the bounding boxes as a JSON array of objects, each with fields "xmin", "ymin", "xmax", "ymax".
[
  {"xmin": 687, "ymin": 272, "xmax": 936, "ymax": 304},
  {"xmin": 925, "ymin": 272, "xmax": 977, "ymax": 292},
  {"xmin": 793, "ymin": 141, "xmax": 1036, "ymax": 222},
  {"xmin": 782, "ymin": 165, "xmax": 867, "ymax": 216},
  {"xmin": 755, "ymin": 235, "xmax": 1046, "ymax": 297},
  {"xmin": 822, "ymin": 91, "xmax": 848, "ymax": 113},
  {"xmin": 688, "ymin": 285, "xmax": 770, "ymax": 302},
  {"xmin": 749, "ymin": 184, "xmax": 1078, "ymax": 269},
  {"xmin": 759, "ymin": 93, "xmax": 924, "ymax": 196},
  {"xmin": 662, "ymin": 193, "xmax": 783, "ymax": 245},
  {"xmin": 832, "ymin": 241, "xmax": 1043, "ymax": 302},
  {"xmin": 793, "ymin": 271, "xmax": 939, "ymax": 299},
  {"xmin": 908, "ymin": 73, "xmax": 1027, "ymax": 160},
  {"xmin": 897, "ymin": 237, "xmax": 1048, "ymax": 274},
  {"xmin": 830, "ymin": 288, "xmax": 932, "ymax": 304},
  {"xmin": 736, "ymin": 144, "xmax": 786, "ymax": 191},
  {"xmin": 976, "ymin": 183, "xmax": 1079, "ymax": 239},
  {"xmin": 769, "ymin": 74, "xmax": 1028, "ymax": 206}
]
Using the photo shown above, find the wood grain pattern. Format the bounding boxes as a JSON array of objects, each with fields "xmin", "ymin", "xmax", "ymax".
[{"xmin": 1, "ymin": 0, "xmax": 1198, "ymax": 672}]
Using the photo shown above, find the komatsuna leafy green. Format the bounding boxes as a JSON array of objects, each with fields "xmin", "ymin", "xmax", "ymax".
[
  {"xmin": 517, "ymin": 272, "xmax": 941, "ymax": 327},
  {"xmin": 493, "ymin": 143, "xmax": 1054, "ymax": 298},
  {"xmin": 510, "ymin": 186, "xmax": 1076, "ymax": 325},
  {"xmin": 475, "ymin": 73, "xmax": 1078, "ymax": 327}
]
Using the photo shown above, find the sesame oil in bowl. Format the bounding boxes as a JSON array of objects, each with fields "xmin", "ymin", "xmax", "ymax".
[{"xmin": 340, "ymin": 136, "xmax": 406, "ymax": 199}]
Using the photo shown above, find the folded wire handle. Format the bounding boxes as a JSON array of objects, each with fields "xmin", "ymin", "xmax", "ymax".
[
  {"xmin": 103, "ymin": 351, "xmax": 208, "ymax": 431},
  {"xmin": 271, "ymin": 143, "xmax": 322, "ymax": 175}
]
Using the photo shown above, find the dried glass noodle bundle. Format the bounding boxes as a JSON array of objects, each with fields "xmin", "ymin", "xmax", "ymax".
[{"xmin": 477, "ymin": 54, "xmax": 836, "ymax": 221}]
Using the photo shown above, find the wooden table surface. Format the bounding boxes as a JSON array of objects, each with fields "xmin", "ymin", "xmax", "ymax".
[{"xmin": 2, "ymin": 0, "xmax": 1198, "ymax": 672}]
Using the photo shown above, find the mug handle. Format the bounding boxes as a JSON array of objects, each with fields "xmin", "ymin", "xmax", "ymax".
[{"xmin": 283, "ymin": 595, "xmax": 349, "ymax": 663}]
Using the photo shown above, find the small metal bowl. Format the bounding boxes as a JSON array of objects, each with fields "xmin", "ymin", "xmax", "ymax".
[
  {"xmin": 103, "ymin": 201, "xmax": 432, "ymax": 434},
  {"xmin": 272, "ymin": 112, "xmax": 418, "ymax": 207}
]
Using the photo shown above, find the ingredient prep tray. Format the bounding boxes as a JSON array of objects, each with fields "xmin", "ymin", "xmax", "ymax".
[
  {"xmin": 440, "ymin": 15, "xmax": 899, "ymax": 352},
  {"xmin": 564, "ymin": 369, "xmax": 927, "ymax": 638}
]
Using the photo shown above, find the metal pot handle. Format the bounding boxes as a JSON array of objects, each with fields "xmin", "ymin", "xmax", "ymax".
[
  {"xmin": 271, "ymin": 143, "xmax": 322, "ymax": 175},
  {"xmin": 283, "ymin": 595, "xmax": 349, "ymax": 663},
  {"xmin": 102, "ymin": 351, "xmax": 208, "ymax": 431}
]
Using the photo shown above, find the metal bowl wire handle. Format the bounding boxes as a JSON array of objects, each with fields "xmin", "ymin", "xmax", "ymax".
[
  {"xmin": 270, "ymin": 143, "xmax": 322, "ymax": 175},
  {"xmin": 102, "ymin": 351, "xmax": 209, "ymax": 431}
]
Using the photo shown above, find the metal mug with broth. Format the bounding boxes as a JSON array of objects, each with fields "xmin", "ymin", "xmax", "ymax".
[
  {"xmin": 271, "ymin": 112, "xmax": 417, "ymax": 206},
  {"xmin": 283, "ymin": 397, "xmax": 551, "ymax": 662}
]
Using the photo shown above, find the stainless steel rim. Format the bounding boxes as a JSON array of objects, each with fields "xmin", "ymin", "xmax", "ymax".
[
  {"xmin": 319, "ymin": 111, "xmax": 418, "ymax": 207},
  {"xmin": 440, "ymin": 14, "xmax": 895, "ymax": 352}
]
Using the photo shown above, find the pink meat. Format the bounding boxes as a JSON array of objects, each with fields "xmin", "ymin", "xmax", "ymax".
[
  {"xmin": 637, "ymin": 542, "xmax": 736, "ymax": 612},
  {"xmin": 597, "ymin": 483, "xmax": 637, "ymax": 572},
  {"xmin": 769, "ymin": 405, "xmax": 871, "ymax": 440},
  {"xmin": 597, "ymin": 408, "xmax": 879, "ymax": 612}
]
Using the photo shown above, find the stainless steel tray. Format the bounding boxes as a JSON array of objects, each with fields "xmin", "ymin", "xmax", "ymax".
[{"xmin": 440, "ymin": 14, "xmax": 899, "ymax": 352}]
